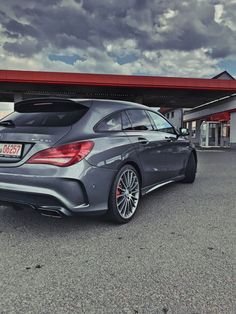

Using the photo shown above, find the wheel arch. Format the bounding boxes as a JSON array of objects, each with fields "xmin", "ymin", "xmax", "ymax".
[
  {"xmin": 109, "ymin": 160, "xmax": 143, "ymax": 192},
  {"xmin": 119, "ymin": 161, "xmax": 143, "ymax": 187}
]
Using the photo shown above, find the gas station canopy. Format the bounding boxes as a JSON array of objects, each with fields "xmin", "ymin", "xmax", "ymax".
[{"xmin": 0, "ymin": 70, "xmax": 236, "ymax": 107}]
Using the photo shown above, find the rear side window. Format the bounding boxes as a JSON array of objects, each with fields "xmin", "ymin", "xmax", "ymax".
[
  {"xmin": 96, "ymin": 112, "xmax": 122, "ymax": 132},
  {"xmin": 2, "ymin": 109, "xmax": 87, "ymax": 127},
  {"xmin": 126, "ymin": 110, "xmax": 154, "ymax": 131},
  {"xmin": 148, "ymin": 111, "xmax": 176, "ymax": 134},
  {"xmin": 121, "ymin": 111, "xmax": 132, "ymax": 130}
]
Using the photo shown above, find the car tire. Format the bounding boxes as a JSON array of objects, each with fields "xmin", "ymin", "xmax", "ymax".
[
  {"xmin": 181, "ymin": 153, "xmax": 197, "ymax": 183},
  {"xmin": 108, "ymin": 165, "xmax": 141, "ymax": 223}
]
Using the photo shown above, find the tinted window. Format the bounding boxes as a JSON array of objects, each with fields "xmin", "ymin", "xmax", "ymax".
[
  {"xmin": 121, "ymin": 111, "xmax": 132, "ymax": 130},
  {"xmin": 148, "ymin": 111, "xmax": 176, "ymax": 134},
  {"xmin": 126, "ymin": 110, "xmax": 154, "ymax": 131},
  {"xmin": 96, "ymin": 112, "xmax": 122, "ymax": 131},
  {"xmin": 1, "ymin": 109, "xmax": 87, "ymax": 127}
]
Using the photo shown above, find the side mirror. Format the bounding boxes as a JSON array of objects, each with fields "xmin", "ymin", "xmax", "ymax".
[{"xmin": 179, "ymin": 127, "xmax": 189, "ymax": 136}]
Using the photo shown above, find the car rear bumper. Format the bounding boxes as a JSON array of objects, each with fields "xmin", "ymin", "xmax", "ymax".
[{"xmin": 0, "ymin": 160, "xmax": 117, "ymax": 216}]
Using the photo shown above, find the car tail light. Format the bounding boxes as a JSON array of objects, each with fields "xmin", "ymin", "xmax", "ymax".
[{"xmin": 27, "ymin": 141, "xmax": 94, "ymax": 167}]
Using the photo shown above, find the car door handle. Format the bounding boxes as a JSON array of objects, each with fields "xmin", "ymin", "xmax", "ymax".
[
  {"xmin": 165, "ymin": 136, "xmax": 172, "ymax": 142},
  {"xmin": 138, "ymin": 137, "xmax": 149, "ymax": 145}
]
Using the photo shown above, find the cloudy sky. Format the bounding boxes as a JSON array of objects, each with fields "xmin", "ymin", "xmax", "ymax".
[{"xmin": 0, "ymin": 0, "xmax": 236, "ymax": 79}]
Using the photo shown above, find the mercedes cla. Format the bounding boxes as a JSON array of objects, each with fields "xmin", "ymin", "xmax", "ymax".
[{"xmin": 0, "ymin": 98, "xmax": 197, "ymax": 223}]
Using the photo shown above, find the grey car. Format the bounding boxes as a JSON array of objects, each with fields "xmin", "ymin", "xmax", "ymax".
[{"xmin": 0, "ymin": 98, "xmax": 197, "ymax": 223}]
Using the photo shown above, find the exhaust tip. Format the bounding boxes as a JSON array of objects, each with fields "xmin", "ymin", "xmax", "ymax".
[{"xmin": 38, "ymin": 208, "xmax": 63, "ymax": 218}]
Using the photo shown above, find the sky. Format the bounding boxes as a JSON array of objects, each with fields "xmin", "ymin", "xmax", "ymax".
[{"xmin": 0, "ymin": 0, "xmax": 236, "ymax": 80}]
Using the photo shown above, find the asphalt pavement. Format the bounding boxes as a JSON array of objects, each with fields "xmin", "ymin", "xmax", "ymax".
[{"xmin": 0, "ymin": 150, "xmax": 235, "ymax": 314}]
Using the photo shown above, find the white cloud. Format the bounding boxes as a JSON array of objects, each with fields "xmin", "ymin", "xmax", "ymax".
[
  {"xmin": 0, "ymin": 41, "xmax": 223, "ymax": 78},
  {"xmin": 214, "ymin": 4, "xmax": 224, "ymax": 24}
]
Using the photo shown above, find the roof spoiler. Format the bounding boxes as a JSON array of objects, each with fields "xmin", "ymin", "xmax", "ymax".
[{"xmin": 14, "ymin": 98, "xmax": 86, "ymax": 113}]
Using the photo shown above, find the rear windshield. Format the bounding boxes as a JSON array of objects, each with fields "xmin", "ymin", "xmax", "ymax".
[{"xmin": 1, "ymin": 109, "xmax": 87, "ymax": 127}]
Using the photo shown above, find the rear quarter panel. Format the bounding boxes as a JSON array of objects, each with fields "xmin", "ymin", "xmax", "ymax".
[{"xmin": 85, "ymin": 132, "xmax": 141, "ymax": 171}]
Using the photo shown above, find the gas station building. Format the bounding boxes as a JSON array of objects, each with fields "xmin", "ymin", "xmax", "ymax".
[{"xmin": 160, "ymin": 71, "xmax": 236, "ymax": 148}]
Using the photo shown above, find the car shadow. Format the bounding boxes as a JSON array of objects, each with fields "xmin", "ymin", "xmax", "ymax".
[
  {"xmin": 0, "ymin": 204, "xmax": 117, "ymax": 235},
  {"xmin": 0, "ymin": 182, "xmax": 181, "ymax": 235}
]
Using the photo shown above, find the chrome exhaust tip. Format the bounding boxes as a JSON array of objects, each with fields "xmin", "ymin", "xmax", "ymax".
[
  {"xmin": 37, "ymin": 206, "xmax": 64, "ymax": 218},
  {"xmin": 40, "ymin": 210, "xmax": 62, "ymax": 218}
]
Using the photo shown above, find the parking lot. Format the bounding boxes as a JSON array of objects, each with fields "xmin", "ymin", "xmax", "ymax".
[{"xmin": 0, "ymin": 150, "xmax": 235, "ymax": 314}]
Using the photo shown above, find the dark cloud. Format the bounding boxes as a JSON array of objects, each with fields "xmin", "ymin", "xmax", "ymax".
[
  {"xmin": 2, "ymin": 19, "xmax": 39, "ymax": 38},
  {"xmin": 0, "ymin": 0, "xmax": 235, "ymax": 61},
  {"xmin": 3, "ymin": 39, "xmax": 41, "ymax": 57}
]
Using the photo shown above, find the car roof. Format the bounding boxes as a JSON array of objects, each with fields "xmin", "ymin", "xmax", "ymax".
[
  {"xmin": 73, "ymin": 98, "xmax": 149, "ymax": 111},
  {"xmin": 15, "ymin": 97, "xmax": 157, "ymax": 115}
]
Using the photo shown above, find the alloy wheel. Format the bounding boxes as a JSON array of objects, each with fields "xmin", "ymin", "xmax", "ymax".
[{"xmin": 115, "ymin": 169, "xmax": 140, "ymax": 219}]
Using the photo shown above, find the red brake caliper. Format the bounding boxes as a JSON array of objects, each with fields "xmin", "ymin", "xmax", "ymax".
[{"xmin": 116, "ymin": 186, "xmax": 122, "ymax": 198}]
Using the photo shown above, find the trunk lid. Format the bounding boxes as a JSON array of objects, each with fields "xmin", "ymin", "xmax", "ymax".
[
  {"xmin": 0, "ymin": 125, "xmax": 72, "ymax": 166},
  {"xmin": 0, "ymin": 98, "xmax": 89, "ymax": 166}
]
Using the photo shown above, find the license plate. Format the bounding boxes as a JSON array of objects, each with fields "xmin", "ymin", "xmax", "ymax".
[{"xmin": 0, "ymin": 143, "xmax": 23, "ymax": 158}]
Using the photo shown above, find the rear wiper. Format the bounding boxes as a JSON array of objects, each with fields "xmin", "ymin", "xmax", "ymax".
[{"xmin": 0, "ymin": 120, "xmax": 15, "ymax": 127}]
